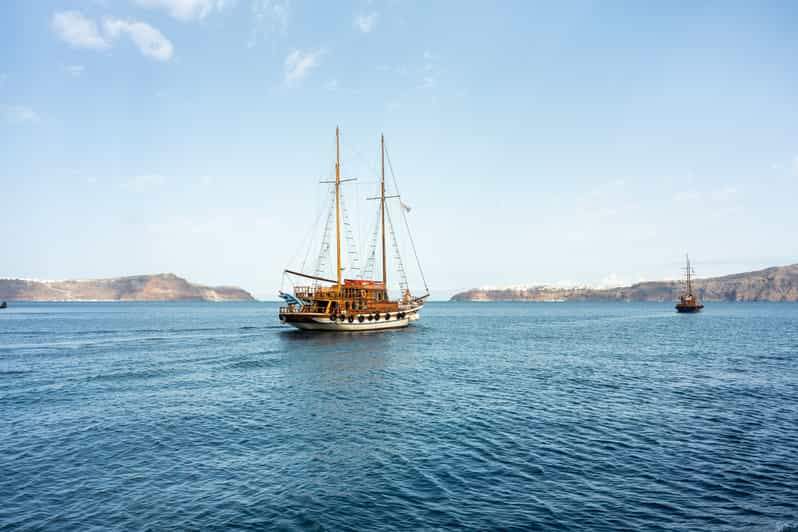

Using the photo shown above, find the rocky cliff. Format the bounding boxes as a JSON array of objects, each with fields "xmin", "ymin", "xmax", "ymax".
[
  {"xmin": 450, "ymin": 264, "xmax": 798, "ymax": 302},
  {"xmin": 0, "ymin": 273, "xmax": 255, "ymax": 302}
]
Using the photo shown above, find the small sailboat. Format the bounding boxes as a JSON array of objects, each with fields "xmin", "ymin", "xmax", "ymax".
[
  {"xmin": 675, "ymin": 254, "xmax": 704, "ymax": 313},
  {"xmin": 278, "ymin": 127, "xmax": 428, "ymax": 331}
]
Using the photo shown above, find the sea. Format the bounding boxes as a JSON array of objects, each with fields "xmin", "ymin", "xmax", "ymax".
[{"xmin": 1, "ymin": 301, "xmax": 797, "ymax": 531}]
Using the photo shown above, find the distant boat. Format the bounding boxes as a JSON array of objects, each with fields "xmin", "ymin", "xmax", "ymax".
[
  {"xmin": 675, "ymin": 254, "xmax": 704, "ymax": 313},
  {"xmin": 0, "ymin": 301, "xmax": 7, "ymax": 309},
  {"xmin": 278, "ymin": 127, "xmax": 428, "ymax": 331}
]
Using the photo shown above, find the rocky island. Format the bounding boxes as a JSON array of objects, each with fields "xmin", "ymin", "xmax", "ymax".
[
  {"xmin": 451, "ymin": 264, "xmax": 798, "ymax": 303},
  {"xmin": 0, "ymin": 273, "xmax": 255, "ymax": 302}
]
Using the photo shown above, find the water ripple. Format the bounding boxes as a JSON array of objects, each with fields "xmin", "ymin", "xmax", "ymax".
[{"xmin": 1, "ymin": 302, "xmax": 797, "ymax": 530}]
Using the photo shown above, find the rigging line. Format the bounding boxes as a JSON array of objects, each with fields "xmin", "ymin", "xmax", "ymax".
[
  {"xmin": 357, "ymin": 151, "xmax": 380, "ymax": 272},
  {"xmin": 340, "ymin": 191, "xmax": 362, "ymax": 273},
  {"xmin": 363, "ymin": 200, "xmax": 381, "ymax": 279},
  {"xmin": 303, "ymin": 184, "xmax": 329, "ymax": 274},
  {"xmin": 290, "ymin": 186, "xmax": 327, "ymax": 274},
  {"xmin": 384, "ymin": 143, "xmax": 430, "ymax": 294},
  {"xmin": 313, "ymin": 186, "xmax": 336, "ymax": 279},
  {"xmin": 298, "ymin": 165, "xmax": 335, "ymax": 273},
  {"xmin": 385, "ymin": 198, "xmax": 409, "ymax": 293},
  {"xmin": 365, "ymin": 170, "xmax": 382, "ymax": 279}
]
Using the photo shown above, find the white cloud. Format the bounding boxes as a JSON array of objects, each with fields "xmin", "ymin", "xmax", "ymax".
[
  {"xmin": 249, "ymin": 0, "xmax": 290, "ymax": 47},
  {"xmin": 711, "ymin": 186, "xmax": 738, "ymax": 201},
  {"xmin": 134, "ymin": 0, "xmax": 230, "ymax": 21},
  {"xmin": 51, "ymin": 11, "xmax": 173, "ymax": 62},
  {"xmin": 51, "ymin": 11, "xmax": 110, "ymax": 49},
  {"xmin": 103, "ymin": 17, "xmax": 174, "ymax": 61},
  {"xmin": 420, "ymin": 50, "xmax": 438, "ymax": 89},
  {"xmin": 120, "ymin": 174, "xmax": 166, "ymax": 190},
  {"xmin": 283, "ymin": 49, "xmax": 324, "ymax": 87},
  {"xmin": 1, "ymin": 104, "xmax": 40, "ymax": 124},
  {"xmin": 354, "ymin": 12, "xmax": 378, "ymax": 33},
  {"xmin": 673, "ymin": 190, "xmax": 701, "ymax": 202},
  {"xmin": 63, "ymin": 65, "xmax": 85, "ymax": 77}
]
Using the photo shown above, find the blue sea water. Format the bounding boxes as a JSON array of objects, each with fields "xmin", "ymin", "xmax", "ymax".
[{"xmin": 1, "ymin": 301, "xmax": 797, "ymax": 531}]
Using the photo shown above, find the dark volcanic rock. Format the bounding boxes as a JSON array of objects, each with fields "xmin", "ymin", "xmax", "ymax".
[
  {"xmin": 450, "ymin": 264, "xmax": 798, "ymax": 302},
  {"xmin": 0, "ymin": 273, "xmax": 255, "ymax": 302}
]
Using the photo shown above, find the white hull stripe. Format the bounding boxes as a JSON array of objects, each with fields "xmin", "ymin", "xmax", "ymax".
[{"xmin": 289, "ymin": 318, "xmax": 410, "ymax": 331}]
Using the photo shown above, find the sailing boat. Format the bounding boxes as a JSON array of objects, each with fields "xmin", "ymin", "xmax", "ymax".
[
  {"xmin": 278, "ymin": 127, "xmax": 428, "ymax": 331},
  {"xmin": 675, "ymin": 253, "xmax": 704, "ymax": 313}
]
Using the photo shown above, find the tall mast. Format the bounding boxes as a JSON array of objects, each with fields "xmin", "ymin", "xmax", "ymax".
[
  {"xmin": 381, "ymin": 134, "xmax": 387, "ymax": 294},
  {"xmin": 686, "ymin": 253, "xmax": 692, "ymax": 296},
  {"xmin": 335, "ymin": 127, "xmax": 342, "ymax": 287}
]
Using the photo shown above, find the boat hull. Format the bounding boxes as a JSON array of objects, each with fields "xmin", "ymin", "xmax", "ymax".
[
  {"xmin": 280, "ymin": 306, "xmax": 423, "ymax": 332},
  {"xmin": 289, "ymin": 317, "xmax": 410, "ymax": 331},
  {"xmin": 675, "ymin": 304, "xmax": 704, "ymax": 313}
]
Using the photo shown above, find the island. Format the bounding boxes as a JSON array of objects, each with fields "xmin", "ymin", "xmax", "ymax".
[
  {"xmin": 0, "ymin": 273, "xmax": 255, "ymax": 302},
  {"xmin": 450, "ymin": 264, "xmax": 798, "ymax": 302}
]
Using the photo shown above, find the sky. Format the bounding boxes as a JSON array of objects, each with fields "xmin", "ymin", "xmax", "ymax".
[{"xmin": 2, "ymin": 0, "xmax": 797, "ymax": 300}]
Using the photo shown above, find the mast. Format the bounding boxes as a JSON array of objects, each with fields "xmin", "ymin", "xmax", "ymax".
[
  {"xmin": 381, "ymin": 134, "xmax": 387, "ymax": 295},
  {"xmin": 335, "ymin": 127, "xmax": 342, "ymax": 287},
  {"xmin": 685, "ymin": 253, "xmax": 692, "ymax": 296}
]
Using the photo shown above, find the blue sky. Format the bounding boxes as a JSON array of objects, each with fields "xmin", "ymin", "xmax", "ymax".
[{"xmin": 2, "ymin": 1, "xmax": 797, "ymax": 299}]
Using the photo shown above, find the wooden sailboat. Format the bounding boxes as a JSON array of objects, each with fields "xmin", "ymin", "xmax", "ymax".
[
  {"xmin": 675, "ymin": 253, "xmax": 704, "ymax": 313},
  {"xmin": 278, "ymin": 127, "xmax": 428, "ymax": 331}
]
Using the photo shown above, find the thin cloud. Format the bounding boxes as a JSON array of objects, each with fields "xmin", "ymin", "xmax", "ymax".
[
  {"xmin": 51, "ymin": 11, "xmax": 109, "ymax": 49},
  {"xmin": 354, "ymin": 12, "xmax": 378, "ymax": 33},
  {"xmin": 51, "ymin": 11, "xmax": 173, "ymax": 61},
  {"xmin": 63, "ymin": 65, "xmax": 85, "ymax": 77},
  {"xmin": 120, "ymin": 174, "xmax": 166, "ymax": 190},
  {"xmin": 711, "ymin": 186, "xmax": 738, "ymax": 201},
  {"xmin": 134, "ymin": 0, "xmax": 230, "ymax": 21},
  {"xmin": 673, "ymin": 190, "xmax": 701, "ymax": 202},
  {"xmin": 1, "ymin": 104, "xmax": 40, "ymax": 124},
  {"xmin": 421, "ymin": 50, "xmax": 438, "ymax": 89},
  {"xmin": 249, "ymin": 0, "xmax": 290, "ymax": 47},
  {"xmin": 283, "ymin": 49, "xmax": 324, "ymax": 87},
  {"xmin": 103, "ymin": 17, "xmax": 174, "ymax": 61}
]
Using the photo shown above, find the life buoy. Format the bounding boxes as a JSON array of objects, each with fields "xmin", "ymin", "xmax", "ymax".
[
  {"xmin": 368, "ymin": 314, "xmax": 373, "ymax": 321},
  {"xmin": 358, "ymin": 315, "xmax": 364, "ymax": 322},
  {"xmin": 385, "ymin": 313, "xmax": 391, "ymax": 320},
  {"xmin": 374, "ymin": 314, "xmax": 380, "ymax": 321},
  {"xmin": 348, "ymin": 315, "xmax": 354, "ymax": 323}
]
